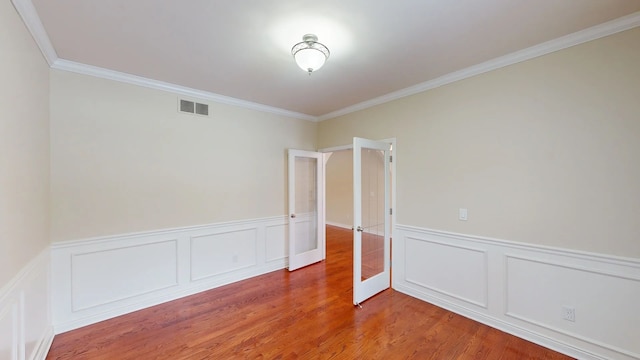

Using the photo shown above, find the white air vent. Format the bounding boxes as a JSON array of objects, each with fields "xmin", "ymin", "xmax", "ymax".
[{"xmin": 179, "ymin": 99, "xmax": 209, "ymax": 116}]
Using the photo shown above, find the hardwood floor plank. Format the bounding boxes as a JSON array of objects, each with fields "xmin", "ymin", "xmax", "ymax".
[{"xmin": 46, "ymin": 225, "xmax": 573, "ymax": 359}]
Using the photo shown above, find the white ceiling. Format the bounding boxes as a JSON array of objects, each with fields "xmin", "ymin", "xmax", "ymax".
[{"xmin": 28, "ymin": 1, "xmax": 640, "ymax": 119}]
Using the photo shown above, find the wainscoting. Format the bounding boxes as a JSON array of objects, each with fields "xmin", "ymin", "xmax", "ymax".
[
  {"xmin": 51, "ymin": 216, "xmax": 288, "ymax": 334},
  {"xmin": 12, "ymin": 219, "xmax": 638, "ymax": 359},
  {"xmin": 393, "ymin": 224, "xmax": 640, "ymax": 360},
  {"xmin": 0, "ymin": 248, "xmax": 52, "ymax": 360}
]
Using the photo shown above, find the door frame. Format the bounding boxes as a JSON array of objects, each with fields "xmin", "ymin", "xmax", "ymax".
[
  {"xmin": 319, "ymin": 138, "xmax": 397, "ymax": 288},
  {"xmin": 352, "ymin": 137, "xmax": 391, "ymax": 305},
  {"xmin": 287, "ymin": 149, "xmax": 325, "ymax": 271}
]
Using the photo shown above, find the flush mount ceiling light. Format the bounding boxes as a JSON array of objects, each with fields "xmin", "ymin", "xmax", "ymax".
[{"xmin": 291, "ymin": 34, "xmax": 330, "ymax": 75}]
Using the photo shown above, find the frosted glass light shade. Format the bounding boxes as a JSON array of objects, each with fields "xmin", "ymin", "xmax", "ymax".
[
  {"xmin": 291, "ymin": 34, "xmax": 330, "ymax": 74},
  {"xmin": 294, "ymin": 48, "xmax": 327, "ymax": 73}
]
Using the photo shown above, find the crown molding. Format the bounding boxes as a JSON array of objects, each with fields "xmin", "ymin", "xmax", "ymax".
[
  {"xmin": 317, "ymin": 11, "xmax": 640, "ymax": 121},
  {"xmin": 12, "ymin": 0, "xmax": 317, "ymax": 122},
  {"xmin": 51, "ymin": 59, "xmax": 318, "ymax": 122},
  {"xmin": 11, "ymin": 0, "xmax": 57, "ymax": 66},
  {"xmin": 11, "ymin": 0, "xmax": 638, "ymax": 123}
]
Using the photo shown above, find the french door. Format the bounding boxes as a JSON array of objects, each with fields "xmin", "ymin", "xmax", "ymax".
[
  {"xmin": 353, "ymin": 137, "xmax": 391, "ymax": 305},
  {"xmin": 287, "ymin": 149, "xmax": 324, "ymax": 271}
]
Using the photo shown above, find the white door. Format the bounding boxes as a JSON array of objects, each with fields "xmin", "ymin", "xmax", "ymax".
[
  {"xmin": 288, "ymin": 149, "xmax": 324, "ymax": 271},
  {"xmin": 353, "ymin": 137, "xmax": 391, "ymax": 305}
]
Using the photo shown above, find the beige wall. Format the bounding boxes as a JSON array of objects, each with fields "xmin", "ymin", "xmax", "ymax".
[
  {"xmin": 50, "ymin": 71, "xmax": 317, "ymax": 242},
  {"xmin": 293, "ymin": 156, "xmax": 318, "ymax": 214},
  {"xmin": 326, "ymin": 150, "xmax": 353, "ymax": 226},
  {"xmin": 318, "ymin": 28, "xmax": 640, "ymax": 258},
  {"xmin": 326, "ymin": 149, "xmax": 387, "ymax": 229},
  {"xmin": 0, "ymin": 2, "xmax": 51, "ymax": 286}
]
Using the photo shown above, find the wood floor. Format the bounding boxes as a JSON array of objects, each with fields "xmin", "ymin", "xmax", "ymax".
[{"xmin": 46, "ymin": 226, "xmax": 573, "ymax": 359}]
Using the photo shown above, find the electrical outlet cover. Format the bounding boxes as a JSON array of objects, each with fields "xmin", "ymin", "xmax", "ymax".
[{"xmin": 562, "ymin": 306, "xmax": 575, "ymax": 322}]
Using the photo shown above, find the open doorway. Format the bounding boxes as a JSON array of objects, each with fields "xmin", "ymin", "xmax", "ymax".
[
  {"xmin": 321, "ymin": 138, "xmax": 396, "ymax": 304},
  {"xmin": 325, "ymin": 149, "xmax": 354, "ymax": 230},
  {"xmin": 287, "ymin": 138, "xmax": 395, "ymax": 304}
]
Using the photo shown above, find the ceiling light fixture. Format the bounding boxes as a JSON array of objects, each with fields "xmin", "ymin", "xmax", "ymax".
[{"xmin": 291, "ymin": 34, "xmax": 330, "ymax": 75}]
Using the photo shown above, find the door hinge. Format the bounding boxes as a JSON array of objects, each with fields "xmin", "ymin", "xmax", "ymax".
[
  {"xmin": 390, "ymin": 208, "xmax": 393, "ymax": 215},
  {"xmin": 389, "ymin": 155, "xmax": 393, "ymax": 163}
]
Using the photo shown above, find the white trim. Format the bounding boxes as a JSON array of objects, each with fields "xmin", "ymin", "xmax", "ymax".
[
  {"xmin": 0, "ymin": 248, "xmax": 53, "ymax": 360},
  {"xmin": 50, "ymin": 59, "xmax": 317, "ymax": 122},
  {"xmin": 326, "ymin": 221, "xmax": 351, "ymax": 230},
  {"xmin": 189, "ymin": 230, "xmax": 257, "ymax": 281},
  {"xmin": 394, "ymin": 282, "xmax": 603, "ymax": 360},
  {"xmin": 322, "ymin": 137, "xmax": 397, "ymax": 235},
  {"xmin": 52, "ymin": 216, "xmax": 290, "ymax": 333},
  {"xmin": 10, "ymin": 0, "xmax": 58, "ymax": 66},
  {"xmin": 12, "ymin": 0, "xmax": 639, "ymax": 123},
  {"xmin": 287, "ymin": 150, "xmax": 325, "ymax": 271},
  {"xmin": 395, "ymin": 224, "xmax": 640, "ymax": 267},
  {"xmin": 404, "ymin": 235, "xmax": 489, "ymax": 308},
  {"xmin": 70, "ymin": 239, "xmax": 180, "ymax": 312},
  {"xmin": 51, "ymin": 215, "xmax": 287, "ymax": 249},
  {"xmin": 504, "ymin": 253, "xmax": 640, "ymax": 282},
  {"xmin": 55, "ymin": 261, "xmax": 285, "ymax": 334},
  {"xmin": 503, "ymin": 255, "xmax": 640, "ymax": 359},
  {"xmin": 0, "ymin": 252, "xmax": 45, "ymax": 302},
  {"xmin": 317, "ymin": 12, "xmax": 640, "ymax": 121},
  {"xmin": 393, "ymin": 223, "xmax": 640, "ymax": 360},
  {"xmin": 265, "ymin": 223, "xmax": 289, "ymax": 263},
  {"xmin": 30, "ymin": 326, "xmax": 54, "ymax": 360},
  {"xmin": 318, "ymin": 144, "xmax": 353, "ymax": 153},
  {"xmin": 9, "ymin": 0, "xmax": 315, "ymax": 122}
]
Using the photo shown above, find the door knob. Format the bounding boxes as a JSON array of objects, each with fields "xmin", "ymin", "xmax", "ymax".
[
  {"xmin": 356, "ymin": 226, "xmax": 364, "ymax": 232},
  {"xmin": 290, "ymin": 214, "xmax": 296, "ymax": 218}
]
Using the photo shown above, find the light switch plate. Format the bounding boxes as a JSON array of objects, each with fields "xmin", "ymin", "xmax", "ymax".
[{"xmin": 459, "ymin": 208, "xmax": 468, "ymax": 221}]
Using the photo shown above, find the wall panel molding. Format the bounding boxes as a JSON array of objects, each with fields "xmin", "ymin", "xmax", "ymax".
[
  {"xmin": 190, "ymin": 229, "xmax": 258, "ymax": 281},
  {"xmin": 505, "ymin": 254, "xmax": 640, "ymax": 359},
  {"xmin": 70, "ymin": 239, "xmax": 179, "ymax": 312},
  {"xmin": 404, "ymin": 236, "xmax": 488, "ymax": 308},
  {"xmin": 393, "ymin": 224, "xmax": 640, "ymax": 360},
  {"xmin": 14, "ymin": 0, "xmax": 639, "ymax": 123},
  {"xmin": 265, "ymin": 224, "xmax": 287, "ymax": 263},
  {"xmin": 0, "ymin": 248, "xmax": 52, "ymax": 360},
  {"xmin": 51, "ymin": 216, "xmax": 289, "ymax": 334}
]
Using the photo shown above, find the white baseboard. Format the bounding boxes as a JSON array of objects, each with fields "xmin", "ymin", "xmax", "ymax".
[
  {"xmin": 29, "ymin": 326, "xmax": 54, "ymax": 360},
  {"xmin": 326, "ymin": 221, "xmax": 351, "ymax": 230},
  {"xmin": 326, "ymin": 221, "xmax": 386, "ymax": 237},
  {"xmin": 45, "ymin": 218, "xmax": 640, "ymax": 359},
  {"xmin": 51, "ymin": 216, "xmax": 289, "ymax": 334},
  {"xmin": 0, "ymin": 248, "xmax": 53, "ymax": 360},
  {"xmin": 393, "ymin": 224, "xmax": 640, "ymax": 360}
]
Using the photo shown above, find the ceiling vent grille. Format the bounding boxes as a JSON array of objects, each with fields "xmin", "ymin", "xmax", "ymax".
[{"xmin": 179, "ymin": 99, "xmax": 209, "ymax": 116}]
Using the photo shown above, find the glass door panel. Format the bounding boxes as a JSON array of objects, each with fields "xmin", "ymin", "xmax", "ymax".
[
  {"xmin": 288, "ymin": 150, "xmax": 324, "ymax": 271},
  {"xmin": 360, "ymin": 148, "xmax": 386, "ymax": 281},
  {"xmin": 353, "ymin": 138, "xmax": 390, "ymax": 305},
  {"xmin": 294, "ymin": 156, "xmax": 318, "ymax": 255}
]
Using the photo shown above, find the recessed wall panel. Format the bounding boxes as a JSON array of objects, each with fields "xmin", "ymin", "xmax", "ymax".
[
  {"xmin": 71, "ymin": 240, "xmax": 178, "ymax": 311},
  {"xmin": 0, "ymin": 304, "xmax": 15, "ymax": 360},
  {"xmin": 405, "ymin": 236, "xmax": 487, "ymax": 307},
  {"xmin": 266, "ymin": 224, "xmax": 287, "ymax": 262},
  {"xmin": 506, "ymin": 256, "xmax": 640, "ymax": 358},
  {"xmin": 24, "ymin": 267, "xmax": 49, "ymax": 360},
  {"xmin": 191, "ymin": 229, "xmax": 257, "ymax": 281}
]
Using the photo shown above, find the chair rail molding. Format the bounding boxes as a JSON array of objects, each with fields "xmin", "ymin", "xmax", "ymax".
[
  {"xmin": 0, "ymin": 247, "xmax": 53, "ymax": 360},
  {"xmin": 393, "ymin": 224, "xmax": 640, "ymax": 360},
  {"xmin": 51, "ymin": 216, "xmax": 289, "ymax": 334}
]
